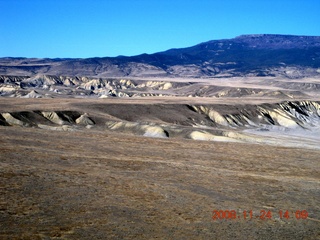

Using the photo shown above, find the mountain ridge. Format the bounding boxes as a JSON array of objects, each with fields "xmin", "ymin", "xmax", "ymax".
[{"xmin": 1, "ymin": 34, "xmax": 320, "ymax": 78}]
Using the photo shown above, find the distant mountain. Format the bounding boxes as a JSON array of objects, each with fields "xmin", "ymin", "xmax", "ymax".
[{"xmin": 1, "ymin": 34, "xmax": 320, "ymax": 78}]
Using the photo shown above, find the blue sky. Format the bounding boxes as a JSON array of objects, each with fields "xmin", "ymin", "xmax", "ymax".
[{"xmin": 1, "ymin": 0, "xmax": 319, "ymax": 58}]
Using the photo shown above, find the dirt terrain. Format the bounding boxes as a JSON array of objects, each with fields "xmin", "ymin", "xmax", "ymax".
[{"xmin": 0, "ymin": 76, "xmax": 320, "ymax": 239}]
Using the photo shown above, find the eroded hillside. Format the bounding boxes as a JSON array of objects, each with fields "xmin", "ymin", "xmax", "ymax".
[
  {"xmin": 1, "ymin": 74, "xmax": 320, "ymax": 99},
  {"xmin": 1, "ymin": 109, "xmax": 319, "ymax": 239},
  {"xmin": 0, "ymin": 98, "xmax": 319, "ymax": 150}
]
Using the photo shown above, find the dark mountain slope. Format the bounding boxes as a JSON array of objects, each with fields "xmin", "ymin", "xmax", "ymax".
[{"xmin": 1, "ymin": 34, "xmax": 320, "ymax": 78}]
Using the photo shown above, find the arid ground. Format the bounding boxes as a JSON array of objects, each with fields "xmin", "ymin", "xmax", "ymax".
[{"xmin": 1, "ymin": 76, "xmax": 320, "ymax": 239}]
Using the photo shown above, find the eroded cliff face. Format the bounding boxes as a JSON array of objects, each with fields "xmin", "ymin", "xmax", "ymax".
[
  {"xmin": 1, "ymin": 74, "xmax": 319, "ymax": 99},
  {"xmin": 1, "ymin": 100, "xmax": 319, "ymax": 149},
  {"xmin": 191, "ymin": 101, "xmax": 320, "ymax": 129}
]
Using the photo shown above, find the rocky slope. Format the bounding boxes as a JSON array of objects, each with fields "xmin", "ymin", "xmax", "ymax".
[
  {"xmin": 1, "ymin": 74, "xmax": 319, "ymax": 99},
  {"xmin": 1, "ymin": 100, "xmax": 319, "ymax": 149}
]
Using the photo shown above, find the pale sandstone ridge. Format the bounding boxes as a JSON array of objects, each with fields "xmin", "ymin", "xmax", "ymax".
[
  {"xmin": 0, "ymin": 74, "xmax": 316, "ymax": 99},
  {"xmin": 21, "ymin": 90, "xmax": 43, "ymax": 98},
  {"xmin": 106, "ymin": 121, "xmax": 168, "ymax": 139},
  {"xmin": 75, "ymin": 113, "xmax": 95, "ymax": 126},
  {"xmin": 190, "ymin": 101, "xmax": 320, "ymax": 129},
  {"xmin": 41, "ymin": 111, "xmax": 67, "ymax": 125},
  {"xmin": 1, "ymin": 113, "xmax": 29, "ymax": 127},
  {"xmin": 0, "ymin": 111, "xmax": 95, "ymax": 131},
  {"xmin": 189, "ymin": 130, "xmax": 241, "ymax": 142}
]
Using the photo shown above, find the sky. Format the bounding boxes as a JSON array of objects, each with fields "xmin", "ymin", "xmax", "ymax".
[{"xmin": 1, "ymin": 0, "xmax": 319, "ymax": 58}]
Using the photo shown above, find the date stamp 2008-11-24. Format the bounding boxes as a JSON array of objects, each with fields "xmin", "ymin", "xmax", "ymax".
[{"xmin": 212, "ymin": 210, "xmax": 308, "ymax": 221}]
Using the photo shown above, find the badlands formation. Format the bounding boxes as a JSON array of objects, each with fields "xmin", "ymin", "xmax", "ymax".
[
  {"xmin": 1, "ymin": 35, "xmax": 320, "ymax": 239},
  {"xmin": 1, "ymin": 75, "xmax": 320, "ymax": 239},
  {"xmin": 1, "ymin": 75, "xmax": 320, "ymax": 150}
]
